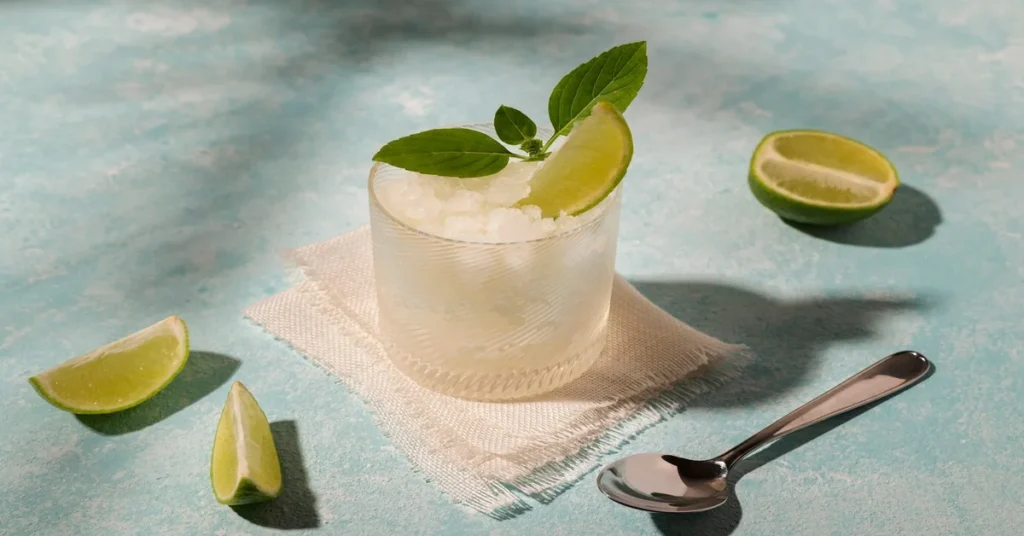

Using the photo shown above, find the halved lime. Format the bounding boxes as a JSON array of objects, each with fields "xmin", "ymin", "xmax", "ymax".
[
  {"xmin": 517, "ymin": 101, "xmax": 634, "ymax": 217},
  {"xmin": 749, "ymin": 129, "xmax": 899, "ymax": 225},
  {"xmin": 28, "ymin": 316, "xmax": 190, "ymax": 414},
  {"xmin": 210, "ymin": 381, "xmax": 282, "ymax": 505}
]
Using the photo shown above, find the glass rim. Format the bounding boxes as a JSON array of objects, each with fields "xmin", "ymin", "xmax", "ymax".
[
  {"xmin": 368, "ymin": 162, "xmax": 621, "ymax": 246},
  {"xmin": 366, "ymin": 121, "xmax": 621, "ymax": 247}
]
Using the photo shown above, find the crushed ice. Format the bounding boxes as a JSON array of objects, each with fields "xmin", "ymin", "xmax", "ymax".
[{"xmin": 375, "ymin": 161, "xmax": 582, "ymax": 243}]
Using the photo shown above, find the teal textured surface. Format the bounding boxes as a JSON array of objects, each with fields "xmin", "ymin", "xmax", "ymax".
[{"xmin": 2, "ymin": 1, "xmax": 1022, "ymax": 534}]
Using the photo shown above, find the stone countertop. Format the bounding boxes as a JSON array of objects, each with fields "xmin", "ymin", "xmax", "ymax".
[{"xmin": 2, "ymin": 1, "xmax": 1022, "ymax": 534}]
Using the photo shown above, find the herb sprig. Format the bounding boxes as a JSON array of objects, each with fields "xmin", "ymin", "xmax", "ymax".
[{"xmin": 372, "ymin": 42, "xmax": 648, "ymax": 178}]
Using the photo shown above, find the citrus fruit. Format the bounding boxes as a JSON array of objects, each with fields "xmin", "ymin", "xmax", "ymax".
[
  {"xmin": 28, "ymin": 316, "xmax": 190, "ymax": 414},
  {"xmin": 210, "ymin": 381, "xmax": 282, "ymax": 505},
  {"xmin": 748, "ymin": 129, "xmax": 899, "ymax": 225},
  {"xmin": 517, "ymin": 101, "xmax": 633, "ymax": 217}
]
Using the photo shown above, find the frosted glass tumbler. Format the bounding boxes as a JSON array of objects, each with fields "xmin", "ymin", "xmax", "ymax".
[{"xmin": 368, "ymin": 124, "xmax": 622, "ymax": 400}]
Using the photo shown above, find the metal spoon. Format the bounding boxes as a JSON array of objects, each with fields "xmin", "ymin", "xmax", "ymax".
[{"xmin": 596, "ymin": 350, "xmax": 931, "ymax": 513}]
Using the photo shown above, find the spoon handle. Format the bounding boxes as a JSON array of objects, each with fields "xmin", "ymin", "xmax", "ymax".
[{"xmin": 716, "ymin": 350, "xmax": 931, "ymax": 468}]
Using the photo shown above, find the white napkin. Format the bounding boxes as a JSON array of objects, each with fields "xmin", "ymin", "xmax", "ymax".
[{"xmin": 245, "ymin": 226, "xmax": 750, "ymax": 517}]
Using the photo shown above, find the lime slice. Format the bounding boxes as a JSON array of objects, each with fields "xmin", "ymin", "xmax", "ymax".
[
  {"xmin": 28, "ymin": 316, "xmax": 190, "ymax": 414},
  {"xmin": 210, "ymin": 381, "xmax": 282, "ymax": 505},
  {"xmin": 517, "ymin": 101, "xmax": 633, "ymax": 217},
  {"xmin": 749, "ymin": 129, "xmax": 899, "ymax": 225}
]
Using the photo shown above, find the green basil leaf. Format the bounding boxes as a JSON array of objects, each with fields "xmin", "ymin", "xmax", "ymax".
[
  {"xmin": 372, "ymin": 128, "xmax": 514, "ymax": 178},
  {"xmin": 547, "ymin": 41, "xmax": 647, "ymax": 140},
  {"xmin": 493, "ymin": 105, "xmax": 537, "ymax": 145}
]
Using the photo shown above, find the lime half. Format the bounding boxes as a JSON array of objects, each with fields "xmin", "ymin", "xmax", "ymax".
[
  {"xmin": 211, "ymin": 381, "xmax": 282, "ymax": 505},
  {"xmin": 28, "ymin": 316, "xmax": 190, "ymax": 414},
  {"xmin": 749, "ymin": 129, "xmax": 899, "ymax": 225},
  {"xmin": 517, "ymin": 101, "xmax": 633, "ymax": 217}
]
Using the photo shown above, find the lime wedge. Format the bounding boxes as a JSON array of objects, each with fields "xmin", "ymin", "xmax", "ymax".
[
  {"xmin": 517, "ymin": 101, "xmax": 633, "ymax": 217},
  {"xmin": 749, "ymin": 129, "xmax": 899, "ymax": 225},
  {"xmin": 210, "ymin": 381, "xmax": 282, "ymax": 505},
  {"xmin": 28, "ymin": 316, "xmax": 190, "ymax": 414}
]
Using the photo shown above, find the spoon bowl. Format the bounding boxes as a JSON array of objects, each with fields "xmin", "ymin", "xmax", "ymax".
[
  {"xmin": 596, "ymin": 351, "xmax": 931, "ymax": 513},
  {"xmin": 597, "ymin": 454, "xmax": 728, "ymax": 513}
]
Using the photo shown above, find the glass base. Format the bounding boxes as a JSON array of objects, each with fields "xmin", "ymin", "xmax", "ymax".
[{"xmin": 382, "ymin": 326, "xmax": 608, "ymax": 401}]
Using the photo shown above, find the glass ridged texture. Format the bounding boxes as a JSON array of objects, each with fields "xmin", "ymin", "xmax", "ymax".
[{"xmin": 368, "ymin": 123, "xmax": 622, "ymax": 400}]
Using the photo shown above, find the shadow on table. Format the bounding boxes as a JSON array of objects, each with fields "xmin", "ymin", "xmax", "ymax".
[
  {"xmin": 233, "ymin": 420, "xmax": 321, "ymax": 530},
  {"xmin": 630, "ymin": 281, "xmax": 936, "ymax": 409},
  {"xmin": 784, "ymin": 184, "xmax": 942, "ymax": 248},
  {"xmin": 508, "ymin": 281, "xmax": 935, "ymax": 510},
  {"xmin": 649, "ymin": 35, "xmax": 1002, "ymax": 174},
  {"xmin": 92, "ymin": 0, "xmax": 596, "ymax": 312},
  {"xmin": 77, "ymin": 352, "xmax": 240, "ymax": 435},
  {"xmin": 321, "ymin": 0, "xmax": 591, "ymax": 59},
  {"xmin": 649, "ymin": 367, "xmax": 934, "ymax": 536}
]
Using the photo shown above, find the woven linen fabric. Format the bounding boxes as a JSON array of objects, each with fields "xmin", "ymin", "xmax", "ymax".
[{"xmin": 245, "ymin": 226, "xmax": 750, "ymax": 517}]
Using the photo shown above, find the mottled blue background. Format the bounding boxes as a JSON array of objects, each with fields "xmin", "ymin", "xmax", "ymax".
[{"xmin": 2, "ymin": 0, "xmax": 1022, "ymax": 534}]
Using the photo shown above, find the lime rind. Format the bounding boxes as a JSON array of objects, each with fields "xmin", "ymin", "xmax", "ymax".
[{"xmin": 28, "ymin": 316, "xmax": 190, "ymax": 414}]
